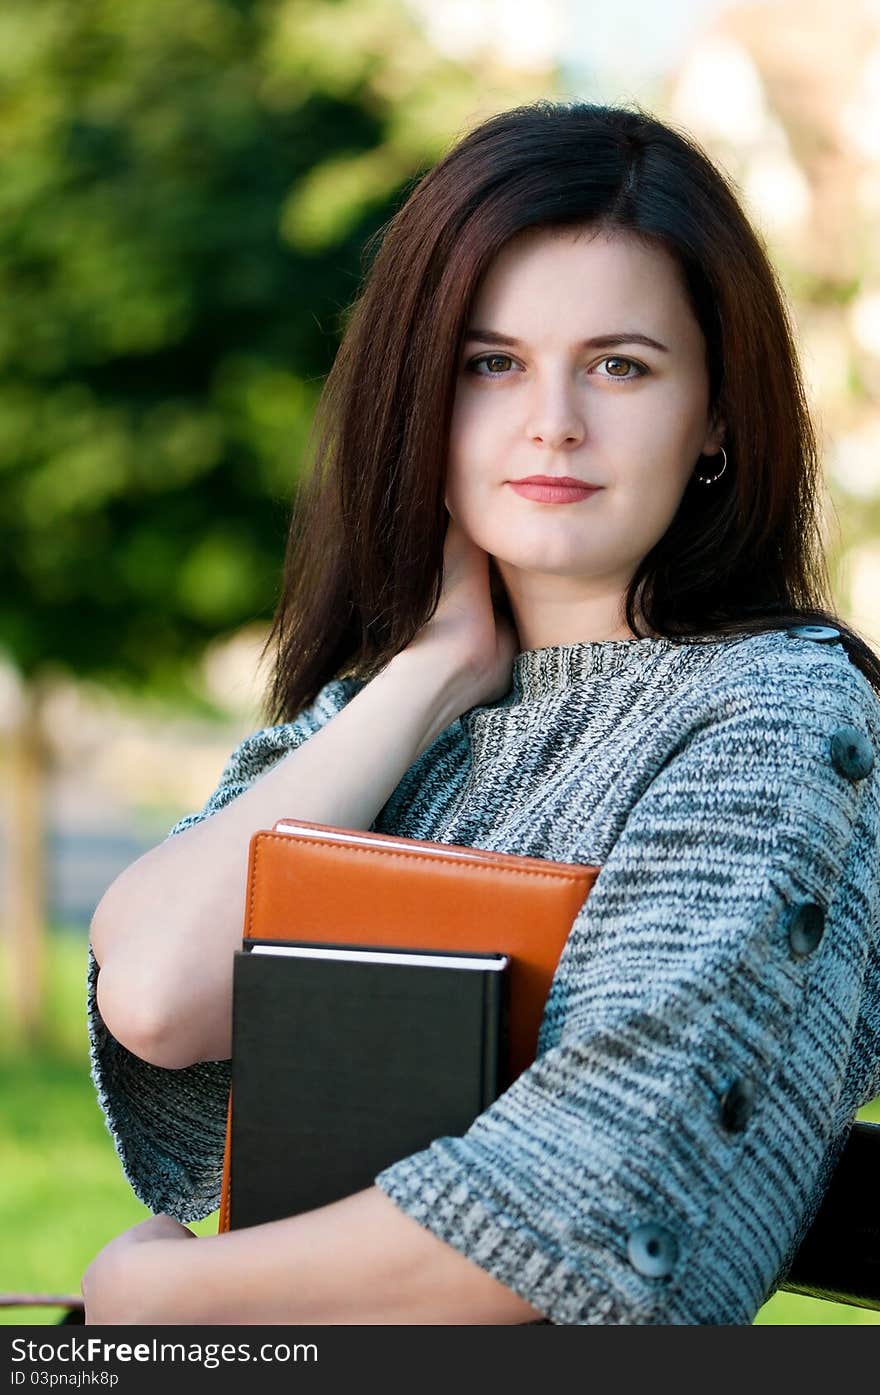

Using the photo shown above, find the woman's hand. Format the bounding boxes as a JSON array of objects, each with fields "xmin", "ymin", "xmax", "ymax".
[
  {"xmin": 402, "ymin": 510, "xmax": 519, "ymax": 709},
  {"xmin": 81, "ymin": 1214, "xmax": 196, "ymax": 1325}
]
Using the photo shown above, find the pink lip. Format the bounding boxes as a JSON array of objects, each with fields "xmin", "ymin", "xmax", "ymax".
[{"xmin": 508, "ymin": 480, "xmax": 602, "ymax": 504}]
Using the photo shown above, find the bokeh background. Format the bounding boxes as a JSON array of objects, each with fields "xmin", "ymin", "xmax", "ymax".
[{"xmin": 2, "ymin": 0, "xmax": 880, "ymax": 1325}]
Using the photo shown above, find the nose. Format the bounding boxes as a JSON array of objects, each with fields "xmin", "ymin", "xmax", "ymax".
[{"xmin": 524, "ymin": 373, "xmax": 586, "ymax": 450}]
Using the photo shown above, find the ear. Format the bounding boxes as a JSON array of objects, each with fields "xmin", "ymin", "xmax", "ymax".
[{"xmin": 702, "ymin": 415, "xmax": 727, "ymax": 456}]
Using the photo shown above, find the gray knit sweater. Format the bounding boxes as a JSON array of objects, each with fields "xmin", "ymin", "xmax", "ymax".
[{"xmin": 86, "ymin": 627, "xmax": 880, "ymax": 1325}]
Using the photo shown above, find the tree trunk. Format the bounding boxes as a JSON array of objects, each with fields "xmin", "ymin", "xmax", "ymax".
[{"xmin": 2, "ymin": 679, "xmax": 49, "ymax": 1052}]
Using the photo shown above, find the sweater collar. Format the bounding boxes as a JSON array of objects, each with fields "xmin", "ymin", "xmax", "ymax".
[{"xmin": 510, "ymin": 636, "xmax": 692, "ymax": 700}]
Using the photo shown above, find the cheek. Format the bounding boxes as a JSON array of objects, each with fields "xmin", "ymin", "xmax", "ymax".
[
  {"xmin": 650, "ymin": 383, "xmax": 711, "ymax": 467},
  {"xmin": 445, "ymin": 395, "xmax": 499, "ymax": 502},
  {"xmin": 449, "ymin": 394, "xmax": 488, "ymax": 459},
  {"xmin": 444, "ymin": 467, "xmax": 493, "ymax": 534},
  {"xmin": 613, "ymin": 468, "xmax": 693, "ymax": 540},
  {"xmin": 444, "ymin": 452, "xmax": 506, "ymax": 549},
  {"xmin": 622, "ymin": 405, "xmax": 704, "ymax": 494}
]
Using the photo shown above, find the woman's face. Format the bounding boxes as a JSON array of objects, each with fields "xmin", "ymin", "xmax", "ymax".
[{"xmin": 446, "ymin": 226, "xmax": 725, "ymax": 642}]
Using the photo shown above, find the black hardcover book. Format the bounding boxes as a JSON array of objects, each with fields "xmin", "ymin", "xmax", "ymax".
[{"xmin": 229, "ymin": 940, "xmax": 510, "ymax": 1230}]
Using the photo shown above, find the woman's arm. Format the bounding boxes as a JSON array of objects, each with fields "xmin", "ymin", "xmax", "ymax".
[
  {"xmin": 91, "ymin": 513, "xmax": 515, "ymax": 1071},
  {"xmin": 92, "ymin": 649, "xmax": 472, "ymax": 1069},
  {"xmin": 86, "ymin": 1186, "xmax": 547, "ymax": 1325},
  {"xmin": 366, "ymin": 650, "xmax": 880, "ymax": 1324}
]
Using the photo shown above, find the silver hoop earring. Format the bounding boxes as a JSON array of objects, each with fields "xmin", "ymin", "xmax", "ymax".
[{"xmin": 694, "ymin": 445, "xmax": 728, "ymax": 484}]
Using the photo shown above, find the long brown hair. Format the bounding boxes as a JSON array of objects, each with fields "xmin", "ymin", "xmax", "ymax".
[{"xmin": 259, "ymin": 98, "xmax": 880, "ymax": 725}]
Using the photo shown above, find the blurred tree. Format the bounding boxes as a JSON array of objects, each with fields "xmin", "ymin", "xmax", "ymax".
[{"xmin": 0, "ymin": 0, "xmax": 553, "ymax": 1041}]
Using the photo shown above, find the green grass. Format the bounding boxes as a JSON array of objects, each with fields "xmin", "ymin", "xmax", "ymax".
[
  {"xmin": 0, "ymin": 930, "xmax": 219, "ymax": 1325},
  {"xmin": 1, "ymin": 930, "xmax": 878, "ymax": 1325}
]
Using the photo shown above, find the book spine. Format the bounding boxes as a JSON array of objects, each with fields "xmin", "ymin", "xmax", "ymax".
[{"xmin": 481, "ymin": 967, "xmax": 508, "ymax": 1108}]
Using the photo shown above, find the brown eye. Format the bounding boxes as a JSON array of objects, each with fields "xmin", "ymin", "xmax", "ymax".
[
  {"xmin": 597, "ymin": 356, "xmax": 647, "ymax": 381},
  {"xmin": 467, "ymin": 353, "xmax": 515, "ymax": 376}
]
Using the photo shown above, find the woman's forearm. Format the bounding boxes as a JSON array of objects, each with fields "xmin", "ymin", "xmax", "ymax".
[
  {"xmin": 92, "ymin": 650, "xmax": 472, "ymax": 1068},
  {"xmin": 131, "ymin": 1187, "xmax": 546, "ymax": 1326}
]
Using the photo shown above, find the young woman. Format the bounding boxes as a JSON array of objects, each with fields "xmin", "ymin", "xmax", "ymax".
[{"xmin": 82, "ymin": 99, "xmax": 880, "ymax": 1325}]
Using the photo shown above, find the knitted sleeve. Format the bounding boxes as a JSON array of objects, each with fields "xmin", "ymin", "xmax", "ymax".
[
  {"xmin": 374, "ymin": 655, "xmax": 880, "ymax": 1325},
  {"xmin": 86, "ymin": 676, "xmax": 365, "ymax": 1221}
]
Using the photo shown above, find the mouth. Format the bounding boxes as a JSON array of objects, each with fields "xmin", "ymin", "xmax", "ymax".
[{"xmin": 507, "ymin": 477, "xmax": 603, "ymax": 504}]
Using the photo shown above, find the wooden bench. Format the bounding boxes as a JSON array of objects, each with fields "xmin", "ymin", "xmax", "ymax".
[{"xmin": 777, "ymin": 1118, "xmax": 880, "ymax": 1310}]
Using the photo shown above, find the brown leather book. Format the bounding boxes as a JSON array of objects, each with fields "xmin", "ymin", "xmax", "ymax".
[{"xmin": 217, "ymin": 819, "xmax": 597, "ymax": 1233}]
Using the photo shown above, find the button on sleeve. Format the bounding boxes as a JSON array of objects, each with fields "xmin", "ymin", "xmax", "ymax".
[{"xmin": 374, "ymin": 657, "xmax": 880, "ymax": 1325}]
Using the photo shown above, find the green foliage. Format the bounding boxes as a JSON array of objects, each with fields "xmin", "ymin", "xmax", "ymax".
[{"xmin": 0, "ymin": 0, "xmax": 493, "ymax": 706}]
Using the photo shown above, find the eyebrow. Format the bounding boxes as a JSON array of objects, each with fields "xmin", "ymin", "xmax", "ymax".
[{"xmin": 464, "ymin": 328, "xmax": 670, "ymax": 353}]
